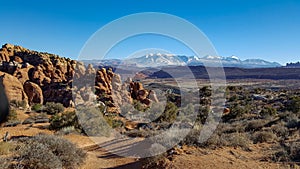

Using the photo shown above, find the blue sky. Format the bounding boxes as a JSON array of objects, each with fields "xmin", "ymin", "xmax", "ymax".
[{"xmin": 1, "ymin": 0, "xmax": 299, "ymax": 64}]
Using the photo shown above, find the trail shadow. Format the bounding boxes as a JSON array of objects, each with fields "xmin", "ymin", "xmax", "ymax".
[
  {"xmin": 106, "ymin": 160, "xmax": 142, "ymax": 169},
  {"xmin": 97, "ymin": 137, "xmax": 153, "ymax": 158}
]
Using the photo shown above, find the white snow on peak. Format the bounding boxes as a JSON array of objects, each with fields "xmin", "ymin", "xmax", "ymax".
[
  {"xmin": 203, "ymin": 55, "xmax": 222, "ymax": 59},
  {"xmin": 229, "ymin": 55, "xmax": 240, "ymax": 60}
]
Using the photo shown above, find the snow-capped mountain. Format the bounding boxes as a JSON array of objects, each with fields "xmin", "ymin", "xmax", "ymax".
[
  {"xmin": 123, "ymin": 53, "xmax": 189, "ymax": 67},
  {"xmin": 84, "ymin": 54, "xmax": 282, "ymax": 68},
  {"xmin": 122, "ymin": 54, "xmax": 281, "ymax": 68}
]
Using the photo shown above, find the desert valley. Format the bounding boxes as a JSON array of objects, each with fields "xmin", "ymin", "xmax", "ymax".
[{"xmin": 0, "ymin": 43, "xmax": 299, "ymax": 169}]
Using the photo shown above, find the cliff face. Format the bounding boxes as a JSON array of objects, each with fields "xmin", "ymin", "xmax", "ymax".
[{"xmin": 0, "ymin": 44, "xmax": 156, "ymax": 113}]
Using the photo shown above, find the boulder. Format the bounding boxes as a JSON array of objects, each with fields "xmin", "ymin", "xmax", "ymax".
[
  {"xmin": 0, "ymin": 71, "xmax": 28, "ymax": 104},
  {"xmin": 23, "ymin": 81, "xmax": 43, "ymax": 105}
]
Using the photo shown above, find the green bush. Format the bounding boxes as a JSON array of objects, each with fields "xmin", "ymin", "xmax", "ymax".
[
  {"xmin": 286, "ymin": 96, "xmax": 300, "ymax": 114},
  {"xmin": 260, "ymin": 106, "xmax": 277, "ymax": 117},
  {"xmin": 196, "ymin": 106, "xmax": 210, "ymax": 124},
  {"xmin": 104, "ymin": 116, "xmax": 124, "ymax": 128},
  {"xmin": 45, "ymin": 102, "xmax": 65, "ymax": 114},
  {"xmin": 155, "ymin": 102, "xmax": 178, "ymax": 123},
  {"xmin": 50, "ymin": 111, "xmax": 79, "ymax": 130},
  {"xmin": 32, "ymin": 103, "xmax": 43, "ymax": 112},
  {"xmin": 222, "ymin": 104, "xmax": 249, "ymax": 122}
]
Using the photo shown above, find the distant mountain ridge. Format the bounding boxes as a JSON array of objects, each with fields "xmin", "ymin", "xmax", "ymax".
[
  {"xmin": 286, "ymin": 61, "xmax": 300, "ymax": 68},
  {"xmin": 84, "ymin": 53, "xmax": 282, "ymax": 68}
]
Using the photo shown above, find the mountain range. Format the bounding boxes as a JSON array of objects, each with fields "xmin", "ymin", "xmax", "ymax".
[{"xmin": 84, "ymin": 53, "xmax": 282, "ymax": 68}]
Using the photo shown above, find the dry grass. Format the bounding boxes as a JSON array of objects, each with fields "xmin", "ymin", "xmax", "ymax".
[{"xmin": 0, "ymin": 141, "xmax": 15, "ymax": 155}]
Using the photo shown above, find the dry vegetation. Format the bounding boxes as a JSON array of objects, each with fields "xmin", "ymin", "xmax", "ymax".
[{"xmin": 0, "ymin": 81, "xmax": 300, "ymax": 169}]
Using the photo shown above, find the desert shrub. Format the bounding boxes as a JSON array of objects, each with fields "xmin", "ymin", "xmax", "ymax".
[
  {"xmin": 245, "ymin": 119, "xmax": 266, "ymax": 132},
  {"xmin": 285, "ymin": 114, "xmax": 299, "ymax": 129},
  {"xmin": 31, "ymin": 103, "xmax": 43, "ymax": 112},
  {"xmin": 10, "ymin": 100, "xmax": 27, "ymax": 109},
  {"xmin": 202, "ymin": 133, "xmax": 225, "ymax": 148},
  {"xmin": 44, "ymin": 102, "xmax": 65, "ymax": 114},
  {"xmin": 133, "ymin": 100, "xmax": 148, "ymax": 112},
  {"xmin": 227, "ymin": 85, "xmax": 238, "ymax": 91},
  {"xmin": 50, "ymin": 111, "xmax": 79, "ymax": 130},
  {"xmin": 260, "ymin": 106, "xmax": 277, "ymax": 117},
  {"xmin": 76, "ymin": 106, "xmax": 112, "ymax": 136},
  {"xmin": 254, "ymin": 87, "xmax": 264, "ymax": 94},
  {"xmin": 251, "ymin": 131, "xmax": 277, "ymax": 143},
  {"xmin": 199, "ymin": 86, "xmax": 212, "ymax": 97},
  {"xmin": 228, "ymin": 94, "xmax": 239, "ymax": 102},
  {"xmin": 272, "ymin": 141, "xmax": 300, "ymax": 162},
  {"xmin": 18, "ymin": 134, "xmax": 86, "ymax": 169},
  {"xmin": 155, "ymin": 102, "xmax": 178, "ymax": 123},
  {"xmin": 222, "ymin": 104, "xmax": 249, "ymax": 122},
  {"xmin": 271, "ymin": 124, "xmax": 289, "ymax": 139},
  {"xmin": 57, "ymin": 126, "xmax": 77, "ymax": 135},
  {"xmin": 106, "ymin": 118, "xmax": 124, "ymax": 128},
  {"xmin": 289, "ymin": 142, "xmax": 300, "ymax": 162},
  {"xmin": 218, "ymin": 122, "xmax": 245, "ymax": 134},
  {"xmin": 200, "ymin": 132, "xmax": 250, "ymax": 149},
  {"xmin": 286, "ymin": 96, "xmax": 300, "ymax": 114},
  {"xmin": 223, "ymin": 132, "xmax": 250, "ymax": 149},
  {"xmin": 182, "ymin": 129, "xmax": 201, "ymax": 146},
  {"xmin": 19, "ymin": 141, "xmax": 63, "ymax": 169},
  {"xmin": 196, "ymin": 106, "xmax": 210, "ymax": 124},
  {"xmin": 272, "ymin": 148, "xmax": 290, "ymax": 162}
]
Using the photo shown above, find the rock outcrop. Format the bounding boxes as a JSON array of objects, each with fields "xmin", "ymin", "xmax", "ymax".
[
  {"xmin": 0, "ymin": 71, "xmax": 28, "ymax": 104},
  {"xmin": 0, "ymin": 43, "xmax": 157, "ymax": 114},
  {"xmin": 129, "ymin": 82, "xmax": 154, "ymax": 106},
  {"xmin": 0, "ymin": 44, "xmax": 75, "ymax": 107}
]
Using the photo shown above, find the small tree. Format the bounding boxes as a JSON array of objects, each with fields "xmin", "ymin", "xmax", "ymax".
[{"xmin": 155, "ymin": 102, "xmax": 178, "ymax": 123}]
